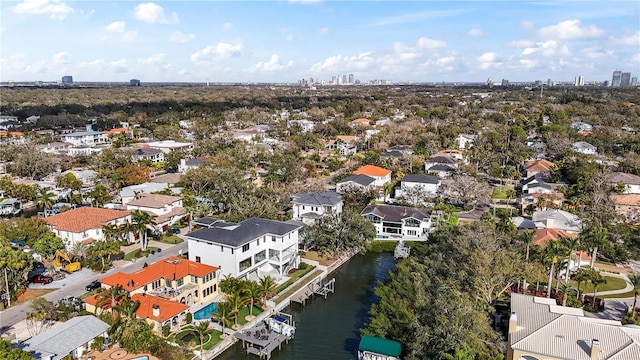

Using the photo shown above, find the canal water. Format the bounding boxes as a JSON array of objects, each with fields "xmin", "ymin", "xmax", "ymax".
[{"xmin": 216, "ymin": 251, "xmax": 396, "ymax": 360}]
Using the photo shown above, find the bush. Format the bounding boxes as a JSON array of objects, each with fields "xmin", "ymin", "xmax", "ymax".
[
  {"xmin": 367, "ymin": 241, "xmax": 397, "ymax": 253},
  {"xmin": 298, "ymin": 262, "xmax": 309, "ymax": 270},
  {"xmin": 185, "ymin": 312, "xmax": 192, "ymax": 324},
  {"xmin": 162, "ymin": 324, "xmax": 171, "ymax": 337}
]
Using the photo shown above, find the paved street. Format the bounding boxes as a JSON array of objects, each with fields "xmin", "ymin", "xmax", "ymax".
[{"xmin": 0, "ymin": 240, "xmax": 188, "ymax": 334}]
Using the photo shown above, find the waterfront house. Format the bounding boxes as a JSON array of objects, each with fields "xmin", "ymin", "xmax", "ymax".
[
  {"xmin": 610, "ymin": 194, "xmax": 640, "ymax": 224},
  {"xmin": 352, "ymin": 165, "xmax": 392, "ymax": 188},
  {"xmin": 361, "ymin": 204, "xmax": 432, "ymax": 240},
  {"xmin": 606, "ymin": 172, "xmax": 640, "ymax": 194},
  {"xmin": 336, "ymin": 174, "xmax": 376, "ymax": 194},
  {"xmin": 290, "ymin": 191, "xmax": 344, "ymax": 224},
  {"xmin": 44, "ymin": 207, "xmax": 132, "ymax": 248},
  {"xmin": 507, "ymin": 293, "xmax": 640, "ymax": 360},
  {"xmin": 84, "ymin": 256, "xmax": 218, "ymax": 331},
  {"xmin": 125, "ymin": 193, "xmax": 186, "ymax": 234},
  {"xmin": 358, "ymin": 335, "xmax": 402, "ymax": 360},
  {"xmin": 393, "ymin": 174, "xmax": 441, "ymax": 202},
  {"xmin": 185, "ymin": 217, "xmax": 303, "ymax": 279},
  {"xmin": 60, "ymin": 127, "xmax": 110, "ymax": 147},
  {"xmin": 145, "ymin": 140, "xmax": 194, "ymax": 153},
  {"xmin": 532, "ymin": 209, "xmax": 582, "ymax": 233},
  {"xmin": 20, "ymin": 315, "xmax": 109, "ymax": 360}
]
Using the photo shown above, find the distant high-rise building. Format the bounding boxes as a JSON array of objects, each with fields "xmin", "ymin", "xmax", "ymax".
[
  {"xmin": 621, "ymin": 72, "xmax": 631, "ymax": 87},
  {"xmin": 612, "ymin": 71, "xmax": 622, "ymax": 87},
  {"xmin": 547, "ymin": 79, "xmax": 552, "ymax": 87},
  {"xmin": 604, "ymin": 80, "xmax": 610, "ymax": 87},
  {"xmin": 61, "ymin": 75, "xmax": 73, "ymax": 86},
  {"xmin": 130, "ymin": 79, "xmax": 141, "ymax": 86},
  {"xmin": 309, "ymin": 77, "xmax": 314, "ymax": 84},
  {"xmin": 341, "ymin": 74, "xmax": 347, "ymax": 85},
  {"xmin": 348, "ymin": 73, "xmax": 354, "ymax": 84},
  {"xmin": 501, "ymin": 79, "xmax": 509, "ymax": 87},
  {"xmin": 331, "ymin": 76, "xmax": 337, "ymax": 85},
  {"xmin": 632, "ymin": 77, "xmax": 638, "ymax": 86},
  {"xmin": 574, "ymin": 75, "xmax": 585, "ymax": 86}
]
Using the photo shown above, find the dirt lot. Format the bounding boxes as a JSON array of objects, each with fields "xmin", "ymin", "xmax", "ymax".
[
  {"xmin": 13, "ymin": 288, "xmax": 58, "ymax": 306},
  {"xmin": 303, "ymin": 251, "xmax": 337, "ymax": 266}
]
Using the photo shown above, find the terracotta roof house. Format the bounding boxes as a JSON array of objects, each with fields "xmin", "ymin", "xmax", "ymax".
[
  {"xmin": 610, "ymin": 194, "xmax": 640, "ymax": 224},
  {"xmin": 606, "ymin": 172, "xmax": 640, "ymax": 194},
  {"xmin": 349, "ymin": 118, "xmax": 371, "ymax": 127},
  {"xmin": 532, "ymin": 228, "xmax": 576, "ymax": 246},
  {"xmin": 524, "ymin": 159, "xmax": 555, "ymax": 179},
  {"xmin": 125, "ymin": 193, "xmax": 186, "ymax": 234},
  {"xmin": 85, "ymin": 256, "xmax": 219, "ymax": 332},
  {"xmin": 44, "ymin": 207, "xmax": 132, "ymax": 248},
  {"xmin": 361, "ymin": 204, "xmax": 432, "ymax": 240},
  {"xmin": 352, "ymin": 165, "xmax": 392, "ymax": 187},
  {"xmin": 507, "ymin": 293, "xmax": 640, "ymax": 360}
]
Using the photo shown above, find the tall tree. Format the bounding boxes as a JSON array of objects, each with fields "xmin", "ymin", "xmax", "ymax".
[
  {"xmin": 213, "ymin": 301, "xmax": 233, "ymax": 337},
  {"xmin": 627, "ymin": 273, "xmax": 640, "ymax": 315},
  {"xmin": 543, "ymin": 240, "xmax": 566, "ymax": 298},
  {"xmin": 37, "ymin": 187, "xmax": 56, "ymax": 213},
  {"xmin": 193, "ymin": 320, "xmax": 212, "ymax": 359},
  {"xmin": 242, "ymin": 281, "xmax": 262, "ymax": 318},
  {"xmin": 258, "ymin": 276, "xmax": 276, "ymax": 307},
  {"xmin": 132, "ymin": 210, "xmax": 155, "ymax": 250}
]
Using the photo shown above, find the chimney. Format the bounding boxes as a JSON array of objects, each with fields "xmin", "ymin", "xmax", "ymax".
[
  {"xmin": 591, "ymin": 339, "xmax": 600, "ymax": 360},
  {"xmin": 152, "ymin": 304, "xmax": 160, "ymax": 318},
  {"xmin": 508, "ymin": 312, "xmax": 518, "ymax": 334},
  {"xmin": 546, "ymin": 218, "xmax": 554, "ymax": 229}
]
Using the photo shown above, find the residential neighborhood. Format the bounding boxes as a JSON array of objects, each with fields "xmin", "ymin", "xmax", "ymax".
[{"xmin": 0, "ymin": 83, "xmax": 639, "ymax": 360}]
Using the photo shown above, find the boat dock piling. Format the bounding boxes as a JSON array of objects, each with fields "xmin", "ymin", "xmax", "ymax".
[{"xmin": 290, "ymin": 275, "xmax": 336, "ymax": 305}]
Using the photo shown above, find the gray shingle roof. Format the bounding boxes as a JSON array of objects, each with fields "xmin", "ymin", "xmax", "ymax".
[
  {"xmin": 291, "ymin": 191, "xmax": 343, "ymax": 206},
  {"xmin": 606, "ymin": 172, "xmax": 640, "ymax": 185},
  {"xmin": 185, "ymin": 158, "xmax": 204, "ymax": 166},
  {"xmin": 337, "ymin": 174, "xmax": 375, "ymax": 186},
  {"xmin": 21, "ymin": 315, "xmax": 109, "ymax": 360},
  {"xmin": 361, "ymin": 204, "xmax": 430, "ymax": 222},
  {"xmin": 401, "ymin": 174, "xmax": 440, "ymax": 184},
  {"xmin": 186, "ymin": 217, "xmax": 302, "ymax": 247}
]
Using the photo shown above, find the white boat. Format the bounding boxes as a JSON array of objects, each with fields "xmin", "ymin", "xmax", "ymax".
[
  {"xmin": 264, "ymin": 314, "xmax": 295, "ymax": 337},
  {"xmin": 0, "ymin": 198, "xmax": 22, "ymax": 216}
]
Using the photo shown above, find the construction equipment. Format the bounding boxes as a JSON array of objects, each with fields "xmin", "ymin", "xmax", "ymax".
[{"xmin": 53, "ymin": 250, "xmax": 81, "ymax": 273}]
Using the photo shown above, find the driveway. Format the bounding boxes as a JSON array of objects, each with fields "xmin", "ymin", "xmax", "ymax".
[{"xmin": 28, "ymin": 268, "xmax": 97, "ymax": 291}]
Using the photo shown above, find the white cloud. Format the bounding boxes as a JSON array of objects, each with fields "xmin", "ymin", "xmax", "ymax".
[
  {"xmin": 109, "ymin": 59, "xmax": 128, "ymax": 73},
  {"xmin": 223, "ymin": 22, "xmax": 233, "ymax": 31},
  {"xmin": 416, "ymin": 37, "xmax": 447, "ymax": 49},
  {"xmin": 509, "ymin": 39, "xmax": 535, "ymax": 47},
  {"xmin": 521, "ymin": 40, "xmax": 571, "ymax": 58},
  {"xmin": 317, "ymin": 27, "xmax": 329, "ymax": 35},
  {"xmin": 52, "ymin": 51, "xmax": 71, "ymax": 64},
  {"xmin": 477, "ymin": 52, "xmax": 502, "ymax": 70},
  {"xmin": 190, "ymin": 43, "xmax": 243, "ymax": 65},
  {"xmin": 122, "ymin": 31, "xmax": 138, "ymax": 42},
  {"xmin": 104, "ymin": 21, "xmax": 126, "ymax": 33},
  {"xmin": 138, "ymin": 53, "xmax": 165, "ymax": 65},
  {"xmin": 310, "ymin": 51, "xmax": 376, "ymax": 73},
  {"xmin": 632, "ymin": 54, "xmax": 640, "ymax": 64},
  {"xmin": 581, "ymin": 47, "xmax": 606, "ymax": 59},
  {"xmin": 612, "ymin": 31, "xmax": 640, "ymax": 46},
  {"xmin": 247, "ymin": 55, "xmax": 293, "ymax": 73},
  {"xmin": 538, "ymin": 19, "xmax": 603, "ymax": 40},
  {"xmin": 14, "ymin": 0, "xmax": 74, "ymax": 20},
  {"xmin": 521, "ymin": 21, "xmax": 535, "ymax": 29},
  {"xmin": 436, "ymin": 56, "xmax": 455, "ymax": 67},
  {"xmin": 368, "ymin": 9, "xmax": 469, "ymax": 27},
  {"xmin": 134, "ymin": 2, "xmax": 179, "ymax": 24},
  {"xmin": 467, "ymin": 28, "xmax": 484, "ymax": 37},
  {"xmin": 170, "ymin": 31, "xmax": 195, "ymax": 43}
]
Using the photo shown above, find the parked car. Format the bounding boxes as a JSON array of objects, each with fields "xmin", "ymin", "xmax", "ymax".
[
  {"xmin": 85, "ymin": 280, "xmax": 101, "ymax": 291},
  {"xmin": 172, "ymin": 228, "xmax": 181, "ymax": 234},
  {"xmin": 30, "ymin": 275, "xmax": 53, "ymax": 284},
  {"xmin": 60, "ymin": 295, "xmax": 78, "ymax": 305}
]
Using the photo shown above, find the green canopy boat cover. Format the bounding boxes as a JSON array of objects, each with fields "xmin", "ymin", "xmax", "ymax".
[{"xmin": 358, "ymin": 335, "xmax": 402, "ymax": 357}]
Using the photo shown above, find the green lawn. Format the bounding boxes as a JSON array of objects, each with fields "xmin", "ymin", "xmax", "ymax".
[
  {"xmin": 273, "ymin": 265, "xmax": 316, "ymax": 294},
  {"xmin": 552, "ymin": 276, "xmax": 627, "ymax": 294},
  {"xmin": 237, "ymin": 305, "xmax": 264, "ymax": 325},
  {"xmin": 123, "ymin": 247, "xmax": 160, "ymax": 261},
  {"xmin": 600, "ymin": 290, "xmax": 638, "ymax": 299},
  {"xmin": 492, "ymin": 186, "xmax": 512, "ymax": 199},
  {"xmin": 157, "ymin": 235, "xmax": 184, "ymax": 244},
  {"xmin": 203, "ymin": 330, "xmax": 223, "ymax": 350}
]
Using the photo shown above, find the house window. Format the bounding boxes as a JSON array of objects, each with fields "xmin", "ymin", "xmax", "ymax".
[
  {"xmin": 195, "ymin": 256, "xmax": 201, "ymax": 263},
  {"xmin": 255, "ymin": 250, "xmax": 266, "ymax": 263},
  {"xmin": 407, "ymin": 230, "xmax": 417, "ymax": 236},
  {"xmin": 302, "ymin": 206, "xmax": 305, "ymax": 210},
  {"xmin": 177, "ymin": 278, "xmax": 184, "ymax": 287},
  {"xmin": 368, "ymin": 215, "xmax": 381, "ymax": 223},
  {"xmin": 239, "ymin": 257, "xmax": 252, "ymax": 272},
  {"xmin": 242, "ymin": 244, "xmax": 250, "ymax": 252},
  {"xmin": 272, "ymin": 236, "xmax": 276, "ymax": 242},
  {"xmin": 220, "ymin": 246, "xmax": 224, "ymax": 252},
  {"xmin": 152, "ymin": 279, "xmax": 161, "ymax": 289}
]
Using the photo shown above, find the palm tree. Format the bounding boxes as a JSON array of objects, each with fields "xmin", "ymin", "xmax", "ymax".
[
  {"xmin": 91, "ymin": 238, "xmax": 121, "ymax": 270},
  {"xmin": 118, "ymin": 222, "xmax": 135, "ymax": 244},
  {"xmin": 242, "ymin": 281, "xmax": 262, "ymax": 318},
  {"xmin": 95, "ymin": 285, "xmax": 127, "ymax": 320},
  {"xmin": 543, "ymin": 240, "xmax": 565, "ymax": 298},
  {"xmin": 213, "ymin": 301, "xmax": 233, "ymax": 337},
  {"xmin": 109, "ymin": 297, "xmax": 139, "ymax": 339},
  {"xmin": 102, "ymin": 223, "xmax": 119, "ymax": 242},
  {"xmin": 580, "ymin": 225, "xmax": 608, "ymax": 269},
  {"xmin": 590, "ymin": 272, "xmax": 607, "ymax": 308},
  {"xmin": 192, "ymin": 321, "xmax": 212, "ymax": 359},
  {"xmin": 37, "ymin": 187, "xmax": 56, "ymax": 214},
  {"xmin": 627, "ymin": 273, "xmax": 640, "ymax": 315},
  {"xmin": 71, "ymin": 241, "xmax": 89, "ymax": 260},
  {"xmin": 573, "ymin": 268, "xmax": 590, "ymax": 301},
  {"xmin": 132, "ymin": 210, "xmax": 155, "ymax": 251},
  {"xmin": 258, "ymin": 276, "xmax": 276, "ymax": 307},
  {"xmin": 560, "ymin": 236, "xmax": 580, "ymax": 285},
  {"xmin": 226, "ymin": 292, "xmax": 247, "ymax": 328},
  {"xmin": 520, "ymin": 230, "xmax": 534, "ymax": 263},
  {"xmin": 557, "ymin": 282, "xmax": 576, "ymax": 307}
]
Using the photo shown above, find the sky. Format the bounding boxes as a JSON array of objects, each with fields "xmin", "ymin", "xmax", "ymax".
[{"xmin": 1, "ymin": 0, "xmax": 639, "ymax": 83}]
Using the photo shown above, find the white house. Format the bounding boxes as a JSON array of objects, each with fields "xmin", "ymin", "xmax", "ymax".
[
  {"xmin": 326, "ymin": 135, "xmax": 358, "ymax": 157},
  {"xmin": 125, "ymin": 193, "xmax": 186, "ymax": 234},
  {"xmin": 352, "ymin": 165, "xmax": 392, "ymax": 188},
  {"xmin": 291, "ymin": 191, "xmax": 343, "ymax": 224},
  {"xmin": 178, "ymin": 158, "xmax": 204, "ymax": 174},
  {"xmin": 571, "ymin": 120, "xmax": 593, "ymax": 133},
  {"xmin": 146, "ymin": 140, "xmax": 194, "ymax": 153},
  {"xmin": 361, "ymin": 204, "xmax": 432, "ymax": 240},
  {"xmin": 336, "ymin": 174, "xmax": 376, "ymax": 194},
  {"xmin": 456, "ymin": 134, "xmax": 477, "ymax": 149},
  {"xmin": 521, "ymin": 174, "xmax": 555, "ymax": 194},
  {"xmin": 606, "ymin": 172, "xmax": 640, "ymax": 194},
  {"xmin": 20, "ymin": 315, "xmax": 110, "ymax": 360},
  {"xmin": 119, "ymin": 182, "xmax": 170, "ymax": 204},
  {"xmin": 60, "ymin": 129, "xmax": 110, "ymax": 147},
  {"xmin": 44, "ymin": 207, "xmax": 132, "ymax": 248},
  {"xmin": 186, "ymin": 217, "xmax": 303, "ymax": 279},
  {"xmin": 394, "ymin": 174, "xmax": 441, "ymax": 201},
  {"xmin": 133, "ymin": 148, "xmax": 165, "ymax": 163},
  {"xmin": 532, "ymin": 209, "xmax": 582, "ymax": 233},
  {"xmin": 572, "ymin": 141, "xmax": 597, "ymax": 155}
]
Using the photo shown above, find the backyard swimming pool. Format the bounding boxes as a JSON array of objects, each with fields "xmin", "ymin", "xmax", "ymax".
[{"xmin": 193, "ymin": 302, "xmax": 218, "ymax": 320}]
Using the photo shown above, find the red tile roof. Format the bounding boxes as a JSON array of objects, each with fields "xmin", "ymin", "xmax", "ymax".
[
  {"xmin": 100, "ymin": 256, "xmax": 218, "ymax": 292},
  {"xmin": 126, "ymin": 193, "xmax": 182, "ymax": 208},
  {"xmin": 132, "ymin": 293, "xmax": 188, "ymax": 322},
  {"xmin": 353, "ymin": 165, "xmax": 391, "ymax": 177},
  {"xmin": 525, "ymin": 159, "xmax": 555, "ymax": 171},
  {"xmin": 610, "ymin": 194, "xmax": 640, "ymax": 206},
  {"xmin": 103, "ymin": 127, "xmax": 130, "ymax": 135},
  {"xmin": 533, "ymin": 228, "xmax": 576, "ymax": 246},
  {"xmin": 44, "ymin": 207, "xmax": 131, "ymax": 233}
]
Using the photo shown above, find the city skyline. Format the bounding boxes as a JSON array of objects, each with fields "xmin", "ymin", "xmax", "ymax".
[{"xmin": 1, "ymin": 1, "xmax": 639, "ymax": 83}]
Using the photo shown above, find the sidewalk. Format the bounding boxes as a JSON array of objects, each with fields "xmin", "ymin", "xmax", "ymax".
[{"xmin": 595, "ymin": 272, "xmax": 632, "ymax": 296}]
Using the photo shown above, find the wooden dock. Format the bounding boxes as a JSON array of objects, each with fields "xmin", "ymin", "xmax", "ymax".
[{"xmin": 290, "ymin": 276, "xmax": 335, "ymax": 305}]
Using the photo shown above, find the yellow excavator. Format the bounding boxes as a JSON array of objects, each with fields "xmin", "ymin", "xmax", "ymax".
[{"xmin": 53, "ymin": 250, "xmax": 81, "ymax": 273}]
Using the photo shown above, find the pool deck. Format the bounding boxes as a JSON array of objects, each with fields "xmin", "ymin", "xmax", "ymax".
[{"xmin": 87, "ymin": 347, "xmax": 159, "ymax": 360}]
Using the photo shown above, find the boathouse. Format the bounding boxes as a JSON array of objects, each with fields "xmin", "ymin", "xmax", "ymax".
[{"xmin": 358, "ymin": 335, "xmax": 402, "ymax": 360}]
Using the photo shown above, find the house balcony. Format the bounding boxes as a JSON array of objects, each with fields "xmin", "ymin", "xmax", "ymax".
[{"xmin": 148, "ymin": 283, "xmax": 198, "ymax": 303}]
